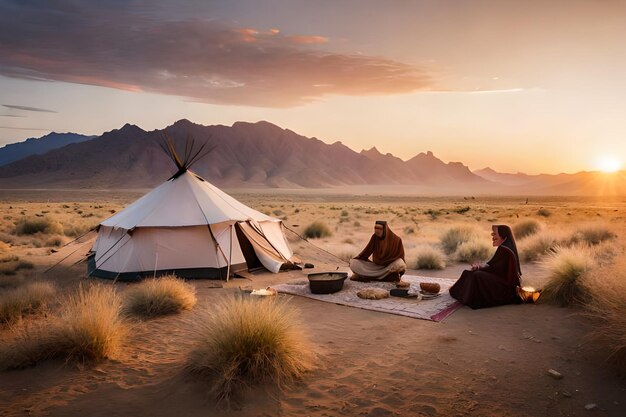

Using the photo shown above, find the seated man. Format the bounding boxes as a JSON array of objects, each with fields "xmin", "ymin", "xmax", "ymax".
[{"xmin": 350, "ymin": 221, "xmax": 406, "ymax": 282}]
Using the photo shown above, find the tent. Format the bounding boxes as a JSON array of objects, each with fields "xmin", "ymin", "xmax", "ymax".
[{"xmin": 87, "ymin": 139, "xmax": 296, "ymax": 281}]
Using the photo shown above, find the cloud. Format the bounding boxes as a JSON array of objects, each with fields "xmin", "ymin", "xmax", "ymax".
[
  {"xmin": 0, "ymin": 126, "xmax": 50, "ymax": 130},
  {"xmin": 288, "ymin": 35, "xmax": 329, "ymax": 44},
  {"xmin": 3, "ymin": 104, "xmax": 57, "ymax": 113},
  {"xmin": 466, "ymin": 88, "xmax": 525, "ymax": 94},
  {"xmin": 0, "ymin": 2, "xmax": 434, "ymax": 107}
]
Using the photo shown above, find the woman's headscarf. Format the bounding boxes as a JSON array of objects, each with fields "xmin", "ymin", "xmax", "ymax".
[
  {"xmin": 356, "ymin": 221, "xmax": 405, "ymax": 266},
  {"xmin": 494, "ymin": 224, "xmax": 522, "ymax": 276}
]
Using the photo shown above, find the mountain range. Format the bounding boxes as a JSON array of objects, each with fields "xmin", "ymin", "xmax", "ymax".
[
  {"xmin": 0, "ymin": 120, "xmax": 624, "ymax": 195},
  {"xmin": 0, "ymin": 132, "xmax": 95, "ymax": 166}
]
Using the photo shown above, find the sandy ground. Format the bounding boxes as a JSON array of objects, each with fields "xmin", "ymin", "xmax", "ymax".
[{"xmin": 1, "ymin": 192, "xmax": 625, "ymax": 416}]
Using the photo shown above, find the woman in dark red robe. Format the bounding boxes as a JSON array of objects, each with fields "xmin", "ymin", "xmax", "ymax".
[{"xmin": 449, "ymin": 225, "xmax": 523, "ymax": 309}]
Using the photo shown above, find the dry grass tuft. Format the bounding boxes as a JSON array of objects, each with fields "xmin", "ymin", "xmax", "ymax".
[
  {"xmin": 541, "ymin": 245, "xmax": 596, "ymax": 307},
  {"xmin": 0, "ymin": 256, "xmax": 35, "ymax": 276},
  {"xmin": 513, "ymin": 219, "xmax": 541, "ymax": 239},
  {"xmin": 411, "ymin": 245, "xmax": 446, "ymax": 270},
  {"xmin": 45, "ymin": 235, "xmax": 67, "ymax": 247},
  {"xmin": 568, "ymin": 223, "xmax": 617, "ymax": 246},
  {"xmin": 440, "ymin": 226, "xmax": 477, "ymax": 254},
  {"xmin": 303, "ymin": 221, "xmax": 332, "ymax": 239},
  {"xmin": 518, "ymin": 230, "xmax": 563, "ymax": 262},
  {"xmin": 0, "ymin": 274, "xmax": 25, "ymax": 289},
  {"xmin": 54, "ymin": 284, "xmax": 128, "ymax": 363},
  {"xmin": 63, "ymin": 220, "xmax": 97, "ymax": 237},
  {"xmin": 14, "ymin": 217, "xmax": 63, "ymax": 235},
  {"xmin": 583, "ymin": 257, "xmax": 626, "ymax": 375},
  {"xmin": 454, "ymin": 240, "xmax": 492, "ymax": 263},
  {"xmin": 186, "ymin": 297, "xmax": 313, "ymax": 402},
  {"xmin": 123, "ymin": 275, "xmax": 197, "ymax": 318},
  {"xmin": 537, "ymin": 208, "xmax": 552, "ymax": 217},
  {"xmin": 0, "ymin": 284, "xmax": 128, "ymax": 369},
  {"xmin": 0, "ymin": 281, "xmax": 56, "ymax": 324}
]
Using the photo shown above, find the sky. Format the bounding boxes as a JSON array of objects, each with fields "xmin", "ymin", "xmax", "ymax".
[{"xmin": 1, "ymin": 0, "xmax": 625, "ymax": 175}]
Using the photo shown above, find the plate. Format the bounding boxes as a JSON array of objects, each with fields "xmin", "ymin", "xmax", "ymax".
[{"xmin": 419, "ymin": 290, "xmax": 441, "ymax": 299}]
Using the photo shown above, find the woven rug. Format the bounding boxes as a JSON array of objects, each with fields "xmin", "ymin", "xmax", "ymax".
[{"xmin": 273, "ymin": 275, "xmax": 462, "ymax": 322}]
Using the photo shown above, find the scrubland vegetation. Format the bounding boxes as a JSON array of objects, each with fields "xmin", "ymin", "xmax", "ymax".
[{"xmin": 0, "ymin": 195, "xmax": 625, "ymax": 384}]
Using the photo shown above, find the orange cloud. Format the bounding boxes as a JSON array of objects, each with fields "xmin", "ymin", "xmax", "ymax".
[
  {"xmin": 288, "ymin": 35, "xmax": 329, "ymax": 44},
  {"xmin": 234, "ymin": 28, "xmax": 259, "ymax": 43},
  {"xmin": 0, "ymin": 5, "xmax": 434, "ymax": 107}
]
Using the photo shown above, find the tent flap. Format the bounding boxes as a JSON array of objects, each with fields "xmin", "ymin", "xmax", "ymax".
[{"xmin": 237, "ymin": 221, "xmax": 292, "ymax": 273}]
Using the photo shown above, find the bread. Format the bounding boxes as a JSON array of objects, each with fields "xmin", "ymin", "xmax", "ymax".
[
  {"xmin": 419, "ymin": 282, "xmax": 441, "ymax": 294},
  {"xmin": 357, "ymin": 287, "xmax": 389, "ymax": 300}
]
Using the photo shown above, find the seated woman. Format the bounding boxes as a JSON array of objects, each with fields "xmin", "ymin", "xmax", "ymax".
[
  {"xmin": 349, "ymin": 221, "xmax": 406, "ymax": 282},
  {"xmin": 450, "ymin": 224, "xmax": 538, "ymax": 309}
]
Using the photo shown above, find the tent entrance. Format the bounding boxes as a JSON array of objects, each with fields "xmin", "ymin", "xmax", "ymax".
[
  {"xmin": 234, "ymin": 222, "xmax": 263, "ymax": 270},
  {"xmin": 235, "ymin": 221, "xmax": 292, "ymax": 273}
]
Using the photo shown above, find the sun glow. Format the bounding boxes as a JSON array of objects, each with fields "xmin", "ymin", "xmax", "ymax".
[{"xmin": 596, "ymin": 155, "xmax": 622, "ymax": 173}]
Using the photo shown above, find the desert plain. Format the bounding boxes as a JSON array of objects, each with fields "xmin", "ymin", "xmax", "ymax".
[{"xmin": 1, "ymin": 189, "xmax": 625, "ymax": 417}]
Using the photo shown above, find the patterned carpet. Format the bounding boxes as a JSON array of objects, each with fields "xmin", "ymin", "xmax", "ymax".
[{"xmin": 273, "ymin": 274, "xmax": 462, "ymax": 322}]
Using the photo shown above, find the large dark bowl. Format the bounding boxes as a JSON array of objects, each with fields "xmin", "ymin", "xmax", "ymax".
[{"xmin": 307, "ymin": 272, "xmax": 348, "ymax": 294}]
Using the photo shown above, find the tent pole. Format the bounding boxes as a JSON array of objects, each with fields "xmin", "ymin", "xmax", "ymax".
[{"xmin": 226, "ymin": 224, "xmax": 233, "ymax": 282}]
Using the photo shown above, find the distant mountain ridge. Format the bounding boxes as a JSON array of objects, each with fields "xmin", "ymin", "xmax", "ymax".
[
  {"xmin": 0, "ymin": 120, "xmax": 624, "ymax": 195},
  {"xmin": 0, "ymin": 132, "xmax": 96, "ymax": 166}
]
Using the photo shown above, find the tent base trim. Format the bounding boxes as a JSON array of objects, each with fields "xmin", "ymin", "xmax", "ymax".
[{"xmin": 87, "ymin": 255, "xmax": 246, "ymax": 281}]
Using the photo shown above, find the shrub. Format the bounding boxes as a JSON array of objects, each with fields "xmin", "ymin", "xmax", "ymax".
[
  {"xmin": 45, "ymin": 235, "xmax": 66, "ymax": 247},
  {"xmin": 0, "ymin": 274, "xmax": 24, "ymax": 289},
  {"xmin": 412, "ymin": 246, "xmax": 446, "ymax": 270},
  {"xmin": 0, "ymin": 282, "xmax": 56, "ymax": 324},
  {"xmin": 440, "ymin": 226, "xmax": 476, "ymax": 254},
  {"xmin": 541, "ymin": 245, "xmax": 595, "ymax": 307},
  {"xmin": 0, "ymin": 257, "xmax": 35, "ymax": 276},
  {"xmin": 340, "ymin": 210, "xmax": 349, "ymax": 217},
  {"xmin": 63, "ymin": 221, "xmax": 96, "ymax": 237},
  {"xmin": 186, "ymin": 297, "xmax": 313, "ymax": 402},
  {"xmin": 0, "ymin": 284, "xmax": 128, "ymax": 370},
  {"xmin": 52, "ymin": 284, "xmax": 128, "ymax": 363},
  {"xmin": 303, "ymin": 221, "xmax": 332, "ymax": 239},
  {"xmin": 513, "ymin": 219, "xmax": 541, "ymax": 239},
  {"xmin": 537, "ymin": 208, "xmax": 552, "ymax": 217},
  {"xmin": 455, "ymin": 240, "xmax": 492, "ymax": 263},
  {"xmin": 453, "ymin": 206, "xmax": 471, "ymax": 214},
  {"xmin": 0, "ymin": 321, "xmax": 52, "ymax": 370},
  {"xmin": 518, "ymin": 231, "xmax": 562, "ymax": 262},
  {"xmin": 583, "ymin": 258, "xmax": 626, "ymax": 375},
  {"xmin": 123, "ymin": 275, "xmax": 197, "ymax": 318},
  {"xmin": 15, "ymin": 217, "xmax": 63, "ymax": 235},
  {"xmin": 336, "ymin": 248, "xmax": 357, "ymax": 263},
  {"xmin": 568, "ymin": 223, "xmax": 616, "ymax": 246}
]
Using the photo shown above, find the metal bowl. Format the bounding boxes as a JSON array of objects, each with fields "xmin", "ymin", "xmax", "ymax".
[{"xmin": 307, "ymin": 272, "xmax": 348, "ymax": 294}]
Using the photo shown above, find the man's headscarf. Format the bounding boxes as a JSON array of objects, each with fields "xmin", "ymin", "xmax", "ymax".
[{"xmin": 356, "ymin": 221, "xmax": 405, "ymax": 266}]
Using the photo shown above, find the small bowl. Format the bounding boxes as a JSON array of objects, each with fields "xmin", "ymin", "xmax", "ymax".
[
  {"xmin": 420, "ymin": 282, "xmax": 441, "ymax": 294},
  {"xmin": 389, "ymin": 288, "xmax": 410, "ymax": 297}
]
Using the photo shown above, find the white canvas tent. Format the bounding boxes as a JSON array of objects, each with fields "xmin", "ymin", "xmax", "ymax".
[{"xmin": 88, "ymin": 169, "xmax": 296, "ymax": 281}]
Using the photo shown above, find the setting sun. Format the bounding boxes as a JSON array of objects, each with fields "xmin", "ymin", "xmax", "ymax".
[{"xmin": 596, "ymin": 155, "xmax": 622, "ymax": 173}]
